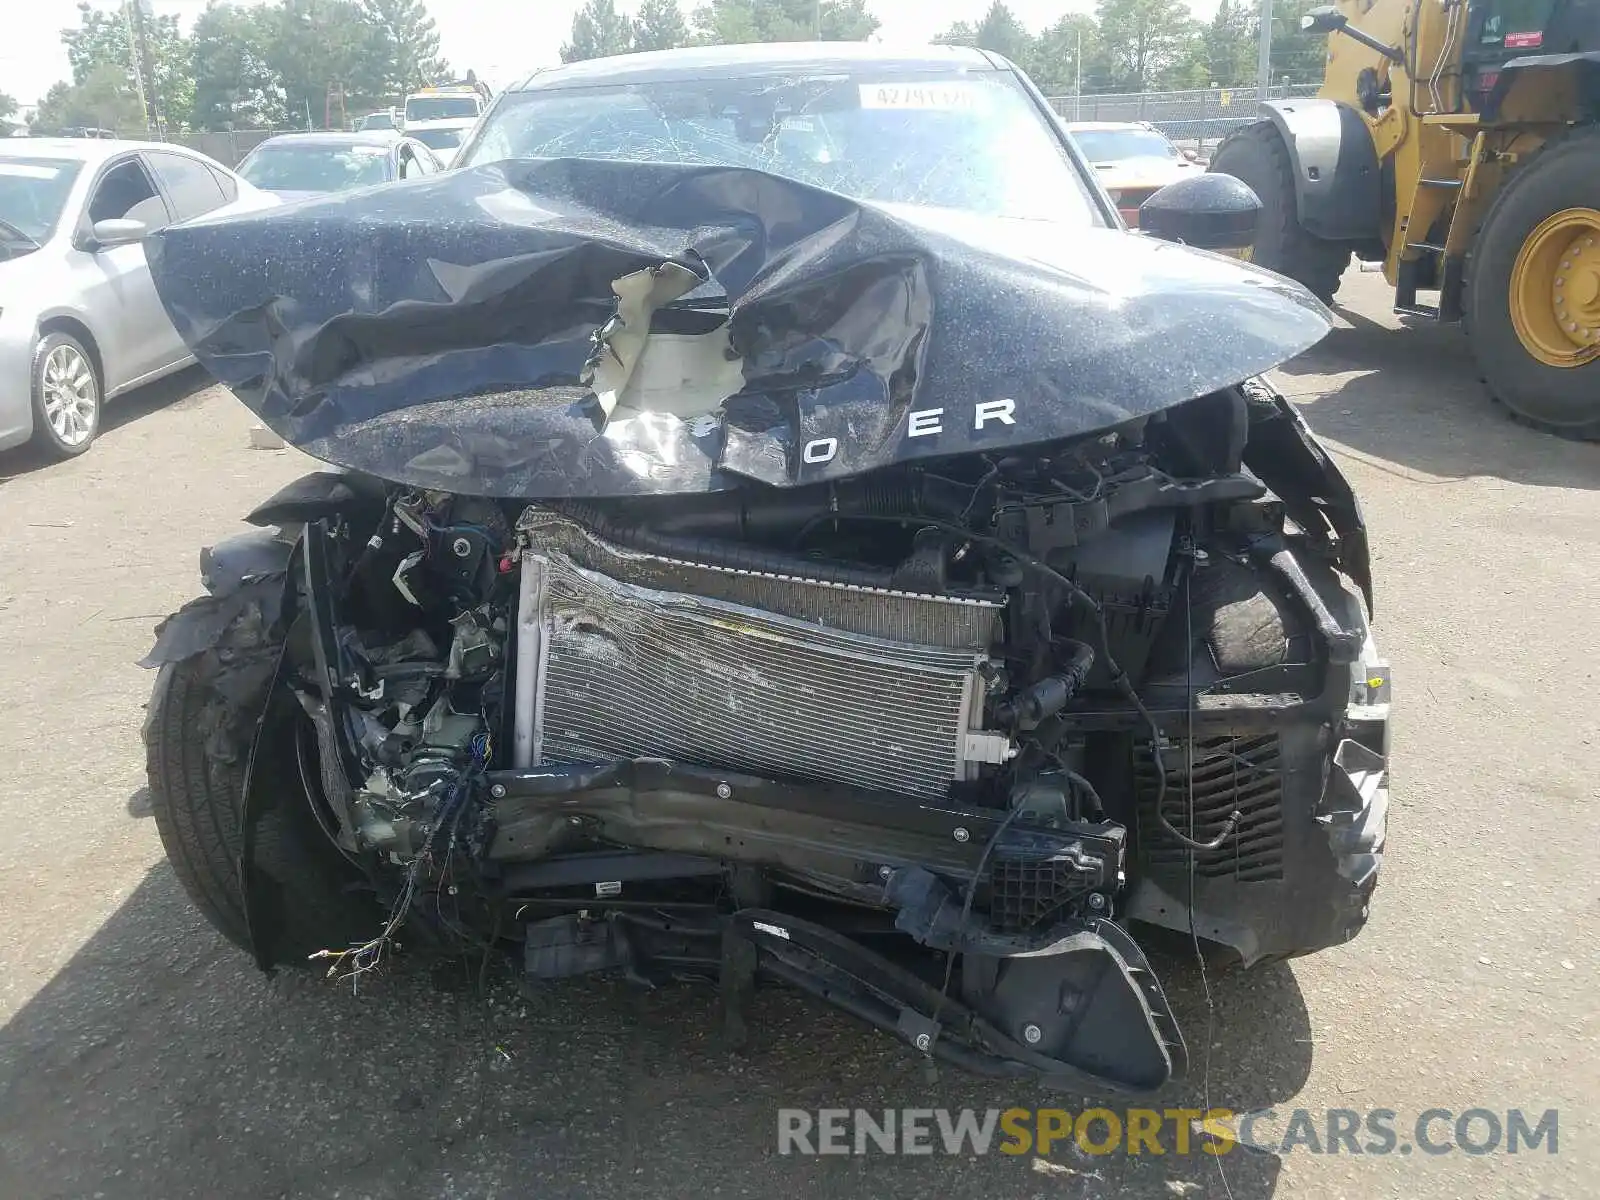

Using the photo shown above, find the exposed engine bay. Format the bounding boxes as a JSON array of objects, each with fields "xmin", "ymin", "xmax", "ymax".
[
  {"xmin": 137, "ymin": 158, "xmax": 1390, "ymax": 1094},
  {"xmin": 144, "ymin": 381, "xmax": 1390, "ymax": 1094}
]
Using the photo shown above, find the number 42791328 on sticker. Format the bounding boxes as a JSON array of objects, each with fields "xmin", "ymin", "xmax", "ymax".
[{"xmin": 858, "ymin": 82, "xmax": 990, "ymax": 111}]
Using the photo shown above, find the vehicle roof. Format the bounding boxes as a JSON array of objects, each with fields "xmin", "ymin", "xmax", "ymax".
[
  {"xmin": 251, "ymin": 131, "xmax": 405, "ymax": 149},
  {"xmin": 0, "ymin": 137, "xmax": 223, "ymax": 165},
  {"xmin": 514, "ymin": 41, "xmax": 1000, "ymax": 90}
]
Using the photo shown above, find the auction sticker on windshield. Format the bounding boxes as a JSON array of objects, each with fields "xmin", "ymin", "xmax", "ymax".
[
  {"xmin": 0, "ymin": 164, "xmax": 64, "ymax": 180},
  {"xmin": 858, "ymin": 82, "xmax": 991, "ymax": 111}
]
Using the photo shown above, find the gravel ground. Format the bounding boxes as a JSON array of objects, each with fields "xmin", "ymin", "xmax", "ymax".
[{"xmin": 1, "ymin": 268, "xmax": 1596, "ymax": 1199}]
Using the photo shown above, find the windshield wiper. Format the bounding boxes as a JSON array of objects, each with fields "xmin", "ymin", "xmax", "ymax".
[{"xmin": 0, "ymin": 216, "xmax": 41, "ymax": 249}]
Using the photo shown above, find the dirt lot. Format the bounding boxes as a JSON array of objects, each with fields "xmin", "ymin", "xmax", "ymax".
[{"xmin": 1, "ymin": 268, "xmax": 1596, "ymax": 1200}]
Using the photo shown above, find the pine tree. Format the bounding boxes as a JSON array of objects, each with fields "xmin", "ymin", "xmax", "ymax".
[
  {"xmin": 562, "ymin": 0, "xmax": 636, "ymax": 63},
  {"xmin": 634, "ymin": 0, "xmax": 690, "ymax": 51}
]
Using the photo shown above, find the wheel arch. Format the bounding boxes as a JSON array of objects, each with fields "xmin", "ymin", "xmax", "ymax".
[
  {"xmin": 35, "ymin": 314, "xmax": 105, "ymax": 394},
  {"xmin": 1258, "ymin": 97, "xmax": 1383, "ymax": 242}
]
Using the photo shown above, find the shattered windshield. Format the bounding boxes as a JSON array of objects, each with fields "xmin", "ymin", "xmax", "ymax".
[{"xmin": 460, "ymin": 72, "xmax": 1101, "ymax": 224}]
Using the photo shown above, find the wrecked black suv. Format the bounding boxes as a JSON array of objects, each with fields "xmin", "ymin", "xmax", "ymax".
[{"xmin": 139, "ymin": 44, "xmax": 1390, "ymax": 1094}]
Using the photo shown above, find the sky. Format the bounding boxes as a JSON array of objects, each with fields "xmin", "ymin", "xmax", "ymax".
[{"xmin": 3, "ymin": 0, "xmax": 1232, "ymax": 108}]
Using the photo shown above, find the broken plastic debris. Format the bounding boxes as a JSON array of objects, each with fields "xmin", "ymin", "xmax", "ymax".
[
  {"xmin": 248, "ymin": 424, "xmax": 286, "ymax": 451},
  {"xmin": 1031, "ymin": 1158, "xmax": 1104, "ymax": 1180}
]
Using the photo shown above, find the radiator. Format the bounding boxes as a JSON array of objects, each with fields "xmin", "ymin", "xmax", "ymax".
[{"xmin": 510, "ymin": 511, "xmax": 1008, "ymax": 800}]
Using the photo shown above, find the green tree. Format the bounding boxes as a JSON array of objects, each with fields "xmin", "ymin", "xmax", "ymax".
[
  {"xmin": 634, "ymin": 0, "xmax": 690, "ymax": 50},
  {"xmin": 933, "ymin": 20, "xmax": 976, "ymax": 44},
  {"xmin": 562, "ymin": 0, "xmax": 635, "ymax": 62},
  {"xmin": 691, "ymin": 0, "xmax": 878, "ymax": 44},
  {"xmin": 1202, "ymin": 0, "xmax": 1255, "ymax": 85},
  {"xmin": 0, "ymin": 92, "xmax": 16, "ymax": 123},
  {"xmin": 1023, "ymin": 13, "xmax": 1099, "ymax": 95},
  {"xmin": 1269, "ymin": 0, "xmax": 1329, "ymax": 85},
  {"xmin": 190, "ymin": 2, "xmax": 288, "ymax": 130},
  {"xmin": 268, "ymin": 0, "xmax": 388, "ymax": 127},
  {"xmin": 33, "ymin": 63, "xmax": 147, "ymax": 135},
  {"xmin": 61, "ymin": 0, "xmax": 195, "ymax": 131},
  {"xmin": 363, "ymin": 0, "xmax": 446, "ymax": 96},
  {"xmin": 1093, "ymin": 0, "xmax": 1200, "ymax": 90},
  {"xmin": 971, "ymin": 2, "xmax": 1033, "ymax": 63}
]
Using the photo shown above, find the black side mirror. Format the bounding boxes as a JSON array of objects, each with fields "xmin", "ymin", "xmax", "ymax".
[
  {"xmin": 1138, "ymin": 173, "xmax": 1262, "ymax": 252},
  {"xmin": 1300, "ymin": 5, "xmax": 1405, "ymax": 60},
  {"xmin": 1300, "ymin": 5, "xmax": 1347, "ymax": 32}
]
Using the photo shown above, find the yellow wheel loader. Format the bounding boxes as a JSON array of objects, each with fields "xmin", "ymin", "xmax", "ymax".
[{"xmin": 1207, "ymin": 0, "xmax": 1600, "ymax": 438}]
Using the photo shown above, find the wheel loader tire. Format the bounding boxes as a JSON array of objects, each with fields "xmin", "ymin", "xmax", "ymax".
[
  {"xmin": 1209, "ymin": 122, "xmax": 1351, "ymax": 303},
  {"xmin": 146, "ymin": 653, "xmax": 377, "ymax": 966},
  {"xmin": 1464, "ymin": 125, "xmax": 1600, "ymax": 440}
]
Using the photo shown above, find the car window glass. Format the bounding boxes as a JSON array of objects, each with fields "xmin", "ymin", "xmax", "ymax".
[
  {"xmin": 1070, "ymin": 130, "xmax": 1180, "ymax": 162},
  {"xmin": 145, "ymin": 151, "xmax": 229, "ymax": 220},
  {"xmin": 410, "ymin": 127, "xmax": 463, "ymax": 154},
  {"xmin": 237, "ymin": 143, "xmax": 392, "ymax": 192},
  {"xmin": 87, "ymin": 158, "xmax": 168, "ymax": 229},
  {"xmin": 207, "ymin": 164, "xmax": 239, "ymax": 202},
  {"xmin": 462, "ymin": 74, "xmax": 1100, "ymax": 225},
  {"xmin": 409, "ymin": 144, "xmax": 435, "ymax": 174},
  {"xmin": 0, "ymin": 157, "xmax": 83, "ymax": 243}
]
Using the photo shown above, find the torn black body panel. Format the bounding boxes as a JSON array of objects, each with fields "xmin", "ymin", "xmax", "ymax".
[
  {"xmin": 1241, "ymin": 379, "xmax": 1374, "ymax": 613},
  {"xmin": 146, "ymin": 158, "xmax": 1332, "ymax": 497}
]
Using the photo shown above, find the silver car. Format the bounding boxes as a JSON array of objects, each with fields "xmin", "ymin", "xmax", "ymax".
[
  {"xmin": 235, "ymin": 131, "xmax": 443, "ymax": 202},
  {"xmin": 0, "ymin": 139, "xmax": 275, "ymax": 459}
]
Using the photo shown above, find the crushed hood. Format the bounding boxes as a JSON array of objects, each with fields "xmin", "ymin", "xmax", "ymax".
[{"xmin": 145, "ymin": 157, "xmax": 1332, "ymax": 498}]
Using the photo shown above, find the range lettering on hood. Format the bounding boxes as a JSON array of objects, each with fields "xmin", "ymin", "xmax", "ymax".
[
  {"xmin": 805, "ymin": 398, "xmax": 1018, "ymax": 464},
  {"xmin": 144, "ymin": 157, "xmax": 1333, "ymax": 498}
]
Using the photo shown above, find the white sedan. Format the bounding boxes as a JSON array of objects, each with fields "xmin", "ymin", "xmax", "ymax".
[{"xmin": 0, "ymin": 139, "xmax": 275, "ymax": 459}]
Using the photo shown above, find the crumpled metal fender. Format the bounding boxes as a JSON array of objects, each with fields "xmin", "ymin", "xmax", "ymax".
[
  {"xmin": 242, "ymin": 469, "xmax": 388, "ymax": 530},
  {"xmin": 141, "ymin": 467, "xmax": 378, "ymax": 670},
  {"xmin": 1241, "ymin": 379, "xmax": 1374, "ymax": 613}
]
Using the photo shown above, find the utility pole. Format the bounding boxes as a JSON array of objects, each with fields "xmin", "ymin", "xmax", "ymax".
[
  {"xmin": 813, "ymin": 0, "xmax": 822, "ymax": 38},
  {"xmin": 130, "ymin": 0, "xmax": 163, "ymax": 135},
  {"xmin": 122, "ymin": 0, "xmax": 150, "ymax": 134},
  {"xmin": 1256, "ymin": 0, "xmax": 1274, "ymax": 106},
  {"xmin": 1075, "ymin": 27, "xmax": 1082, "ymax": 120}
]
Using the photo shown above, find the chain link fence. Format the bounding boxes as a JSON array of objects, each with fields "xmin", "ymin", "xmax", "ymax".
[{"xmin": 1044, "ymin": 83, "xmax": 1322, "ymax": 157}]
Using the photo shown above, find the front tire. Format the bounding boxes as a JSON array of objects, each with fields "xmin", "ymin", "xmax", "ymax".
[
  {"xmin": 145, "ymin": 653, "xmax": 377, "ymax": 966},
  {"xmin": 1209, "ymin": 122, "xmax": 1351, "ymax": 304},
  {"xmin": 1464, "ymin": 126, "xmax": 1600, "ymax": 440},
  {"xmin": 29, "ymin": 331, "xmax": 102, "ymax": 459}
]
